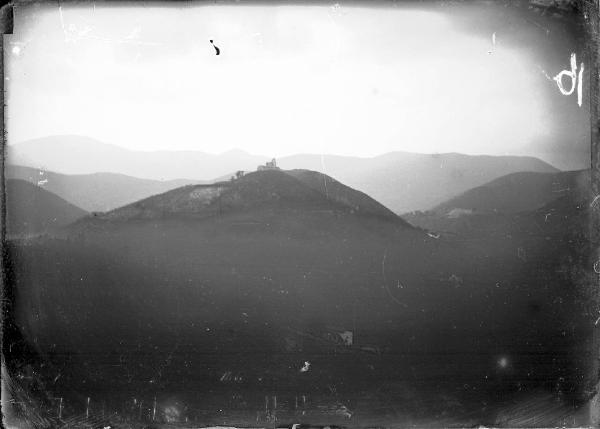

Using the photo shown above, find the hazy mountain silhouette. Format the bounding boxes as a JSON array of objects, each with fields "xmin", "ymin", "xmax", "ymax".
[
  {"xmin": 277, "ymin": 152, "xmax": 559, "ymax": 213},
  {"xmin": 5, "ymin": 179, "xmax": 87, "ymax": 237},
  {"xmin": 9, "ymin": 135, "xmax": 558, "ymax": 213},
  {"xmin": 5, "ymin": 165, "xmax": 205, "ymax": 212},
  {"xmin": 8, "ymin": 135, "xmax": 269, "ymax": 181}
]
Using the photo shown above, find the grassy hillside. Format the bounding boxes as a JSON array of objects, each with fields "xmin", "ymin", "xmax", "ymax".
[
  {"xmin": 432, "ymin": 170, "xmax": 588, "ymax": 215},
  {"xmin": 402, "ymin": 170, "xmax": 589, "ymax": 236}
]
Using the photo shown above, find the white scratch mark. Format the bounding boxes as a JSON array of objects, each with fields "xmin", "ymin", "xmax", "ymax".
[
  {"xmin": 58, "ymin": 5, "xmax": 68, "ymax": 42},
  {"xmin": 538, "ymin": 65, "xmax": 554, "ymax": 82},
  {"xmin": 577, "ymin": 61, "xmax": 584, "ymax": 107},
  {"xmin": 488, "ymin": 32, "xmax": 496, "ymax": 54},
  {"xmin": 320, "ymin": 154, "xmax": 329, "ymax": 199},
  {"xmin": 58, "ymin": 3, "xmax": 161, "ymax": 46},
  {"xmin": 381, "ymin": 248, "xmax": 408, "ymax": 308}
]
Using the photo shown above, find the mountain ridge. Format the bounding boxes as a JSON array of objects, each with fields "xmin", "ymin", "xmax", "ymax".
[
  {"xmin": 5, "ymin": 165, "xmax": 206, "ymax": 212},
  {"xmin": 75, "ymin": 169, "xmax": 410, "ymax": 228},
  {"xmin": 9, "ymin": 135, "xmax": 560, "ymax": 213},
  {"xmin": 401, "ymin": 169, "xmax": 590, "ymax": 237},
  {"xmin": 6, "ymin": 179, "xmax": 88, "ymax": 237}
]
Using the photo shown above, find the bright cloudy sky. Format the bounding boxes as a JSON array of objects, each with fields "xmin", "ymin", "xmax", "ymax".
[{"xmin": 4, "ymin": 2, "xmax": 590, "ymax": 169}]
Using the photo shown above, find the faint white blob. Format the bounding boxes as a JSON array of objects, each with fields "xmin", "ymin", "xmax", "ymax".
[
  {"xmin": 11, "ymin": 46, "xmax": 20, "ymax": 56},
  {"xmin": 300, "ymin": 361, "xmax": 310, "ymax": 372},
  {"xmin": 163, "ymin": 404, "xmax": 181, "ymax": 423},
  {"xmin": 339, "ymin": 330, "xmax": 353, "ymax": 346},
  {"xmin": 498, "ymin": 356, "xmax": 509, "ymax": 369},
  {"xmin": 37, "ymin": 179, "xmax": 48, "ymax": 186}
]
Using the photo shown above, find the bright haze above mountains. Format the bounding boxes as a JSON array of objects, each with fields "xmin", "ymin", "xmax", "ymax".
[{"xmin": 5, "ymin": 2, "xmax": 590, "ymax": 170}]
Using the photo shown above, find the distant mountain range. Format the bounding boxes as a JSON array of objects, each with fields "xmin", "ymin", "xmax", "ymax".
[
  {"xmin": 7, "ymin": 135, "xmax": 268, "ymax": 182},
  {"xmin": 5, "ymin": 165, "xmax": 205, "ymax": 212},
  {"xmin": 5, "ymin": 179, "xmax": 88, "ymax": 237},
  {"xmin": 277, "ymin": 152, "xmax": 559, "ymax": 213},
  {"xmin": 8, "ymin": 135, "xmax": 559, "ymax": 213}
]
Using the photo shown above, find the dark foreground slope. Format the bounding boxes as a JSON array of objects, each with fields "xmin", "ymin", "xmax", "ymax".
[
  {"xmin": 22, "ymin": 170, "xmax": 437, "ymax": 346},
  {"xmin": 5, "ymin": 179, "xmax": 88, "ymax": 237},
  {"xmin": 402, "ymin": 168, "xmax": 595, "ymax": 397},
  {"xmin": 4, "ymin": 169, "xmax": 593, "ymax": 426}
]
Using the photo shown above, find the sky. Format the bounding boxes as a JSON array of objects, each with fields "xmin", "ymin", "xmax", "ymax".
[{"xmin": 4, "ymin": 1, "xmax": 591, "ymax": 169}]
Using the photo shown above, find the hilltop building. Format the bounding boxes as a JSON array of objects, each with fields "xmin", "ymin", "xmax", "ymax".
[{"xmin": 257, "ymin": 158, "xmax": 280, "ymax": 171}]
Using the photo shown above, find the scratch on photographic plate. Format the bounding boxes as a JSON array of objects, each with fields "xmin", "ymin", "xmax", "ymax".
[
  {"xmin": 59, "ymin": 1, "xmax": 162, "ymax": 46},
  {"xmin": 320, "ymin": 154, "xmax": 329, "ymax": 198},
  {"xmin": 381, "ymin": 248, "xmax": 408, "ymax": 308}
]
